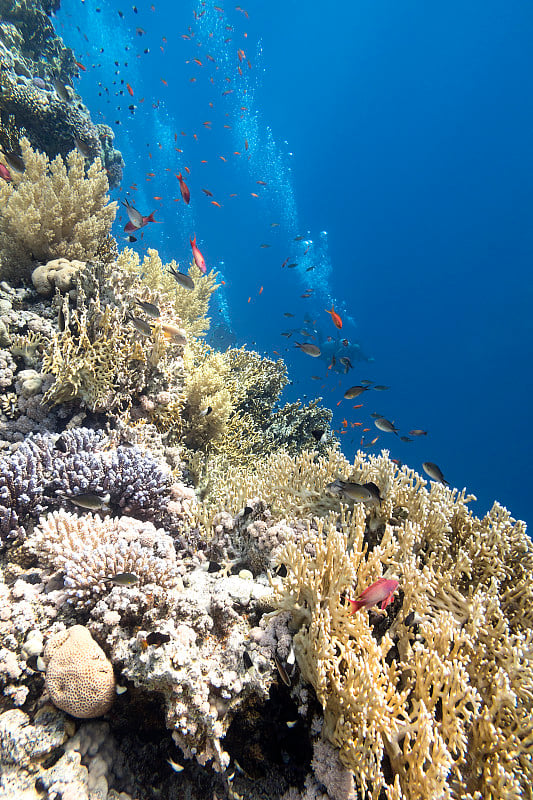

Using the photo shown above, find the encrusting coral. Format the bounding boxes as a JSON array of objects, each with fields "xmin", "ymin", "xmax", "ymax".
[{"xmin": 0, "ymin": 138, "xmax": 116, "ymax": 283}]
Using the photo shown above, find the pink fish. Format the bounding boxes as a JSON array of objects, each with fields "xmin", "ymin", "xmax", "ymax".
[
  {"xmin": 190, "ymin": 234, "xmax": 206, "ymax": 274},
  {"xmin": 0, "ymin": 163, "xmax": 12, "ymax": 182},
  {"xmin": 348, "ymin": 578, "xmax": 399, "ymax": 613},
  {"xmin": 176, "ymin": 172, "xmax": 190, "ymax": 204},
  {"xmin": 124, "ymin": 211, "xmax": 156, "ymax": 232}
]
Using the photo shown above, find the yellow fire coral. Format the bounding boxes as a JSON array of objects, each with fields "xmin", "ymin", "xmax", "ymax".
[
  {"xmin": 270, "ymin": 449, "xmax": 533, "ymax": 800},
  {"xmin": 0, "ymin": 138, "xmax": 116, "ymax": 283},
  {"xmin": 115, "ymin": 247, "xmax": 219, "ymax": 339}
]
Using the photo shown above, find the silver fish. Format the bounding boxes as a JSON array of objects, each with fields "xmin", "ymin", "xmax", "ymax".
[
  {"xmin": 135, "ymin": 299, "xmax": 160, "ymax": 318},
  {"xmin": 373, "ymin": 385, "xmax": 390, "ymax": 391},
  {"xmin": 374, "ymin": 417, "xmax": 399, "ymax": 434},
  {"xmin": 422, "ymin": 462, "xmax": 449, "ymax": 485},
  {"xmin": 121, "ymin": 198, "xmax": 144, "ymax": 228},
  {"xmin": 294, "ymin": 342, "xmax": 321, "ymax": 357}
]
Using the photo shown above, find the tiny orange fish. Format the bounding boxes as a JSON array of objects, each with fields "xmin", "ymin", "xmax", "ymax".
[
  {"xmin": 211, "ymin": 201, "xmax": 222, "ymax": 207},
  {"xmin": 153, "ymin": 195, "xmax": 162, "ymax": 200},
  {"xmin": 250, "ymin": 192, "xmax": 259, "ymax": 197},
  {"xmin": 258, "ymin": 286, "xmax": 263, "ymax": 295},
  {"xmin": 161, "ymin": 78, "xmax": 168, "ymax": 85},
  {"xmin": 126, "ymin": 83, "xmax": 134, "ymax": 96},
  {"xmin": 325, "ymin": 305, "xmax": 342, "ymax": 329},
  {"xmin": 75, "ymin": 61, "xmax": 86, "ymax": 71}
]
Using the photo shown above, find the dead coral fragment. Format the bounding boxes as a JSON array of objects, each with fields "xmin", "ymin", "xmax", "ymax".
[{"xmin": 0, "ymin": 138, "xmax": 116, "ymax": 283}]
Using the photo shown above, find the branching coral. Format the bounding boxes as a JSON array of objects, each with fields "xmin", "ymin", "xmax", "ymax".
[
  {"xmin": 270, "ymin": 450, "xmax": 533, "ymax": 800},
  {"xmin": 114, "ymin": 247, "xmax": 219, "ymax": 339},
  {"xmin": 0, "ymin": 138, "xmax": 116, "ymax": 283},
  {"xmin": 30, "ymin": 510, "xmax": 181, "ymax": 607}
]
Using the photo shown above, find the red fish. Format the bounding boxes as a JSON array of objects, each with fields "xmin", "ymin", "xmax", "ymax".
[
  {"xmin": 190, "ymin": 235, "xmax": 206, "ymax": 274},
  {"xmin": 126, "ymin": 83, "xmax": 134, "ymax": 96},
  {"xmin": 325, "ymin": 305, "xmax": 342, "ymax": 329},
  {"xmin": 0, "ymin": 164, "xmax": 12, "ymax": 182},
  {"xmin": 349, "ymin": 578, "xmax": 399, "ymax": 613},
  {"xmin": 176, "ymin": 173, "xmax": 190, "ymax": 204}
]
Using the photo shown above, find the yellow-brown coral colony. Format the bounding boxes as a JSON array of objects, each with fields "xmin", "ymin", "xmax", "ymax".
[{"xmin": 0, "ymin": 140, "xmax": 531, "ymax": 800}]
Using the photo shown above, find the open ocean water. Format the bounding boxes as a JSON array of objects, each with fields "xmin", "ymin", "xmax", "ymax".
[{"xmin": 55, "ymin": 0, "xmax": 533, "ymax": 528}]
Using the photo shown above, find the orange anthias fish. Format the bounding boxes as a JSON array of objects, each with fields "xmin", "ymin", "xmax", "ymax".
[
  {"xmin": 190, "ymin": 234, "xmax": 206, "ymax": 274},
  {"xmin": 126, "ymin": 82, "xmax": 134, "ymax": 96},
  {"xmin": 349, "ymin": 578, "xmax": 399, "ymax": 613},
  {"xmin": 325, "ymin": 305, "xmax": 342, "ymax": 329},
  {"xmin": 176, "ymin": 173, "xmax": 190, "ymax": 204}
]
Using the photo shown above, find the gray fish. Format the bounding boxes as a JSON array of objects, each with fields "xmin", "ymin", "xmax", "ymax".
[
  {"xmin": 62, "ymin": 492, "xmax": 111, "ymax": 511},
  {"xmin": 294, "ymin": 235, "xmax": 305, "ymax": 241},
  {"xmin": 400, "ymin": 436, "xmax": 412, "ymax": 442},
  {"xmin": 326, "ymin": 479, "xmax": 374, "ymax": 503},
  {"xmin": 363, "ymin": 481, "xmax": 383, "ymax": 504},
  {"xmin": 370, "ymin": 412, "xmax": 384, "ymax": 418},
  {"xmin": 121, "ymin": 198, "xmax": 144, "ymax": 228},
  {"xmin": 260, "ymin": 243, "xmax": 271, "ymax": 248},
  {"xmin": 127, "ymin": 314, "xmax": 152, "ymax": 336},
  {"xmin": 344, "ymin": 385, "xmax": 368, "ymax": 400},
  {"xmin": 168, "ymin": 266, "xmax": 194, "ymax": 290},
  {"xmin": 283, "ymin": 312, "xmax": 295, "ymax": 317},
  {"xmin": 2, "ymin": 150, "xmax": 25, "ymax": 173},
  {"xmin": 339, "ymin": 357, "xmax": 352, "ymax": 372},
  {"xmin": 281, "ymin": 331, "xmax": 293, "ymax": 338},
  {"xmin": 374, "ymin": 417, "xmax": 399, "ymax": 434},
  {"xmin": 374, "ymin": 385, "xmax": 390, "ymax": 391},
  {"xmin": 135, "ymin": 299, "xmax": 160, "ymax": 318},
  {"xmin": 306, "ymin": 265, "xmax": 316, "ymax": 271},
  {"xmin": 422, "ymin": 462, "xmax": 449, "ymax": 485},
  {"xmin": 294, "ymin": 342, "xmax": 321, "ymax": 357},
  {"xmin": 74, "ymin": 138, "xmax": 90, "ymax": 158},
  {"xmin": 287, "ymin": 263, "xmax": 298, "ymax": 268},
  {"xmin": 360, "ymin": 380, "xmax": 373, "ymax": 387},
  {"xmin": 409, "ymin": 429, "xmax": 428, "ymax": 437},
  {"xmin": 53, "ymin": 78, "xmax": 70, "ymax": 102},
  {"xmin": 102, "ymin": 572, "xmax": 139, "ymax": 586}
]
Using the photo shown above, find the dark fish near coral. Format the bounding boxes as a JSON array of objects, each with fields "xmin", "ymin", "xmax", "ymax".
[
  {"xmin": 363, "ymin": 481, "xmax": 382, "ymax": 504},
  {"xmin": 294, "ymin": 342, "xmax": 321, "ymax": 357},
  {"xmin": 160, "ymin": 323, "xmax": 187, "ymax": 345},
  {"xmin": 145, "ymin": 631, "xmax": 171, "ymax": 646},
  {"xmin": 199, "ymin": 406, "xmax": 212, "ymax": 416},
  {"xmin": 273, "ymin": 652, "xmax": 291, "ymax": 686},
  {"xmin": 122, "ymin": 235, "xmax": 137, "ymax": 243},
  {"xmin": 344, "ymin": 386, "xmax": 368, "ymax": 400},
  {"xmin": 53, "ymin": 78, "xmax": 70, "ymax": 101},
  {"xmin": 102, "ymin": 572, "xmax": 139, "ymax": 586},
  {"xmin": 168, "ymin": 265, "xmax": 194, "ymax": 290},
  {"xmin": 127, "ymin": 314, "xmax": 153, "ymax": 336},
  {"xmin": 74, "ymin": 138, "xmax": 91, "ymax": 158},
  {"xmin": 135, "ymin": 299, "xmax": 160, "ymax": 318},
  {"xmin": 243, "ymin": 651, "xmax": 253, "ymax": 670},
  {"xmin": 374, "ymin": 418, "xmax": 399, "ymax": 434},
  {"xmin": 207, "ymin": 561, "xmax": 222, "ymax": 573},
  {"xmin": 422, "ymin": 462, "xmax": 449, "ymax": 485},
  {"xmin": 2, "ymin": 150, "xmax": 25, "ymax": 173},
  {"xmin": 311, "ymin": 429, "xmax": 326, "ymax": 443},
  {"xmin": 326, "ymin": 479, "xmax": 375, "ymax": 503},
  {"xmin": 62, "ymin": 492, "xmax": 111, "ymax": 511}
]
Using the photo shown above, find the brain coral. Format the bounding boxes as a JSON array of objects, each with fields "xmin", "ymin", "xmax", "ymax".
[{"xmin": 44, "ymin": 625, "xmax": 115, "ymax": 719}]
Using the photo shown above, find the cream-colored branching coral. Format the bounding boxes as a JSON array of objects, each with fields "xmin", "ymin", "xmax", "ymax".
[
  {"xmin": 0, "ymin": 138, "xmax": 116, "ymax": 283},
  {"xmin": 271, "ymin": 450, "xmax": 533, "ymax": 800},
  {"xmin": 115, "ymin": 247, "xmax": 219, "ymax": 339},
  {"xmin": 29, "ymin": 509, "xmax": 181, "ymax": 607},
  {"xmin": 44, "ymin": 626, "xmax": 115, "ymax": 719}
]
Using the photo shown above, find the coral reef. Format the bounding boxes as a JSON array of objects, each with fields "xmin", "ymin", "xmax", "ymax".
[
  {"xmin": 0, "ymin": 427, "xmax": 180, "ymax": 543},
  {"xmin": 270, "ymin": 450, "xmax": 533, "ymax": 800},
  {"xmin": 0, "ymin": 138, "xmax": 117, "ymax": 283},
  {"xmin": 31, "ymin": 257, "xmax": 85, "ymax": 295},
  {"xmin": 0, "ymin": 0, "xmax": 123, "ymax": 187}
]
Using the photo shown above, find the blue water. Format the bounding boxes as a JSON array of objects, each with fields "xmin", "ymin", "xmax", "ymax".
[{"xmin": 54, "ymin": 0, "xmax": 533, "ymax": 528}]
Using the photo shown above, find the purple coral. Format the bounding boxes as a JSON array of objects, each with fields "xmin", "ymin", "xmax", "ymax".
[{"xmin": 0, "ymin": 427, "xmax": 175, "ymax": 543}]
